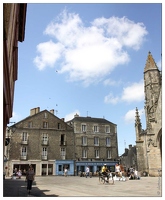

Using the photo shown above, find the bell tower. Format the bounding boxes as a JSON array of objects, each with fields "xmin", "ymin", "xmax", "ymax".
[{"xmin": 144, "ymin": 51, "xmax": 161, "ymax": 132}]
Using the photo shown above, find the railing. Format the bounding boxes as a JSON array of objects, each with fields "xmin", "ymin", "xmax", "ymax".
[
  {"xmin": 21, "ymin": 140, "xmax": 28, "ymax": 145},
  {"xmin": 42, "ymin": 155, "xmax": 47, "ymax": 160},
  {"xmin": 61, "ymin": 155, "xmax": 65, "ymax": 160},
  {"xmin": 20, "ymin": 155, "xmax": 27, "ymax": 160},
  {"xmin": 42, "ymin": 140, "xmax": 49, "ymax": 145},
  {"xmin": 60, "ymin": 141, "xmax": 67, "ymax": 145}
]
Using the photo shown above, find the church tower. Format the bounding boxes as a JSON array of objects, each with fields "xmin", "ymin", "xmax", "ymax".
[
  {"xmin": 144, "ymin": 51, "xmax": 161, "ymax": 133},
  {"xmin": 135, "ymin": 52, "xmax": 162, "ymax": 176}
]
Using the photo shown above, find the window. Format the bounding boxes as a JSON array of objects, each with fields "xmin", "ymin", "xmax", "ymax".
[
  {"xmin": 106, "ymin": 137, "xmax": 111, "ymax": 146},
  {"xmin": 44, "ymin": 112, "xmax": 47, "ymax": 118},
  {"xmin": 82, "ymin": 149, "xmax": 87, "ymax": 158},
  {"xmin": 61, "ymin": 148, "xmax": 66, "ymax": 156},
  {"xmin": 94, "ymin": 137, "xmax": 99, "ymax": 146},
  {"xmin": 115, "ymin": 125, "xmax": 117, "ymax": 133},
  {"xmin": 95, "ymin": 149, "xmax": 99, "ymax": 158},
  {"xmin": 94, "ymin": 125, "xmax": 98, "ymax": 132},
  {"xmin": 21, "ymin": 146, "xmax": 27, "ymax": 156},
  {"xmin": 105, "ymin": 126, "xmax": 110, "ymax": 133},
  {"xmin": 22, "ymin": 132, "xmax": 28, "ymax": 141},
  {"xmin": 82, "ymin": 136, "xmax": 87, "ymax": 145},
  {"xmin": 107, "ymin": 150, "xmax": 112, "ymax": 159},
  {"xmin": 28, "ymin": 121, "xmax": 32, "ymax": 128},
  {"xmin": 82, "ymin": 124, "xmax": 86, "ymax": 132},
  {"xmin": 43, "ymin": 122, "xmax": 48, "ymax": 128},
  {"xmin": 58, "ymin": 123, "xmax": 61, "ymax": 129},
  {"xmin": 42, "ymin": 147, "xmax": 47, "ymax": 156},
  {"xmin": 43, "ymin": 133, "xmax": 48, "ymax": 141},
  {"xmin": 60, "ymin": 134, "xmax": 66, "ymax": 145},
  {"xmin": 63, "ymin": 164, "xmax": 70, "ymax": 171}
]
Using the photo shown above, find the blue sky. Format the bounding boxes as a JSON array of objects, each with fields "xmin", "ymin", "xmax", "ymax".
[{"xmin": 7, "ymin": 2, "xmax": 162, "ymax": 156}]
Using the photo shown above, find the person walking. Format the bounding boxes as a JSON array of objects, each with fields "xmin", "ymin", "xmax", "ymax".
[
  {"xmin": 25, "ymin": 165, "xmax": 35, "ymax": 195},
  {"xmin": 64, "ymin": 167, "xmax": 68, "ymax": 177},
  {"xmin": 85, "ymin": 166, "xmax": 90, "ymax": 178}
]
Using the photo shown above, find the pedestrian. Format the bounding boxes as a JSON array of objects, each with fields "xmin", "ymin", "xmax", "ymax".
[
  {"xmin": 85, "ymin": 166, "xmax": 90, "ymax": 178},
  {"xmin": 64, "ymin": 167, "xmax": 68, "ymax": 177},
  {"xmin": 25, "ymin": 165, "xmax": 35, "ymax": 195},
  {"xmin": 115, "ymin": 164, "xmax": 121, "ymax": 175},
  {"xmin": 17, "ymin": 169, "xmax": 22, "ymax": 179}
]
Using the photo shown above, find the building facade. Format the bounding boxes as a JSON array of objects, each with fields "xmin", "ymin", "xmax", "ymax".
[
  {"xmin": 135, "ymin": 52, "xmax": 162, "ymax": 176},
  {"xmin": 3, "ymin": 3, "xmax": 27, "ymax": 150},
  {"xmin": 4, "ymin": 107, "xmax": 75, "ymax": 176},
  {"xmin": 67, "ymin": 114, "xmax": 119, "ymax": 173},
  {"xmin": 120, "ymin": 144, "xmax": 137, "ymax": 172}
]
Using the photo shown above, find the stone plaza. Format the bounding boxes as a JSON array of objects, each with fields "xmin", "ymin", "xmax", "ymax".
[{"xmin": 3, "ymin": 175, "xmax": 162, "ymax": 197}]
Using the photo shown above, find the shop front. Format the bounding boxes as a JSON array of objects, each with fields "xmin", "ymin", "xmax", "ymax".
[
  {"xmin": 55, "ymin": 160, "xmax": 74, "ymax": 176},
  {"xmin": 76, "ymin": 161, "xmax": 118, "ymax": 175}
]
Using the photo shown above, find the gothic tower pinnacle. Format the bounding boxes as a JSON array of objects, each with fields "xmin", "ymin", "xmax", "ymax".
[
  {"xmin": 135, "ymin": 107, "xmax": 142, "ymax": 141},
  {"xmin": 144, "ymin": 51, "xmax": 161, "ymax": 131}
]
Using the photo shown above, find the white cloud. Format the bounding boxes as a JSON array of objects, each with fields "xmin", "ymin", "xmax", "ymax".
[
  {"xmin": 124, "ymin": 108, "xmax": 144, "ymax": 124},
  {"xmin": 92, "ymin": 16, "xmax": 148, "ymax": 50},
  {"xmin": 34, "ymin": 9, "xmax": 148, "ymax": 86},
  {"xmin": 64, "ymin": 110, "xmax": 80, "ymax": 122},
  {"xmin": 121, "ymin": 80, "xmax": 144, "ymax": 103},
  {"xmin": 104, "ymin": 80, "xmax": 144, "ymax": 104},
  {"xmin": 33, "ymin": 40, "xmax": 64, "ymax": 70},
  {"xmin": 103, "ymin": 78, "xmax": 122, "ymax": 86},
  {"xmin": 104, "ymin": 93, "xmax": 119, "ymax": 104}
]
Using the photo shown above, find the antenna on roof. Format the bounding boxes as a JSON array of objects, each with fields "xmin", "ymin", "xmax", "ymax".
[
  {"xmin": 124, "ymin": 140, "xmax": 126, "ymax": 148},
  {"xmin": 87, "ymin": 111, "xmax": 88, "ymax": 116}
]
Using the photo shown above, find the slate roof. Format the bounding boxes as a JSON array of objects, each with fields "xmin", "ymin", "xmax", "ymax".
[{"xmin": 67, "ymin": 116, "xmax": 116, "ymax": 125}]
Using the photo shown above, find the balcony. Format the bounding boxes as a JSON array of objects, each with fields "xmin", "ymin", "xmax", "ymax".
[
  {"xmin": 20, "ymin": 155, "xmax": 27, "ymax": 160},
  {"xmin": 42, "ymin": 140, "xmax": 49, "ymax": 145},
  {"xmin": 21, "ymin": 140, "xmax": 28, "ymax": 145},
  {"xmin": 60, "ymin": 141, "xmax": 67, "ymax": 146},
  {"xmin": 61, "ymin": 155, "xmax": 66, "ymax": 160},
  {"xmin": 42, "ymin": 155, "xmax": 48, "ymax": 160}
]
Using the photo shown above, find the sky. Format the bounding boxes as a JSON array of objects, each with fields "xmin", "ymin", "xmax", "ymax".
[{"xmin": 4, "ymin": 1, "xmax": 162, "ymax": 156}]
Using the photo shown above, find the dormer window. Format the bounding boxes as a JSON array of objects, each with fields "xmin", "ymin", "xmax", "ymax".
[{"xmin": 44, "ymin": 113, "xmax": 47, "ymax": 118}]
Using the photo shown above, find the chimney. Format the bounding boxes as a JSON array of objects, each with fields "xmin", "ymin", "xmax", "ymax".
[
  {"xmin": 129, "ymin": 144, "xmax": 132, "ymax": 149},
  {"xmin": 61, "ymin": 118, "xmax": 64, "ymax": 121},
  {"xmin": 125, "ymin": 148, "xmax": 128, "ymax": 154},
  {"xmin": 50, "ymin": 109, "xmax": 54, "ymax": 115},
  {"xmin": 30, "ymin": 107, "xmax": 40, "ymax": 116}
]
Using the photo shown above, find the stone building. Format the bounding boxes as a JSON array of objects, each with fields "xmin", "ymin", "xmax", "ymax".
[
  {"xmin": 135, "ymin": 52, "xmax": 162, "ymax": 176},
  {"xmin": 5, "ymin": 107, "xmax": 75, "ymax": 176},
  {"xmin": 66, "ymin": 114, "xmax": 119, "ymax": 173},
  {"xmin": 3, "ymin": 3, "xmax": 27, "ymax": 151},
  {"xmin": 120, "ymin": 145, "xmax": 137, "ymax": 171}
]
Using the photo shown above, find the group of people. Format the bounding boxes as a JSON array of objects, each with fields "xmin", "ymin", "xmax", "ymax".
[
  {"xmin": 100, "ymin": 163, "xmax": 140, "ymax": 181},
  {"xmin": 13, "ymin": 168, "xmax": 22, "ymax": 179},
  {"xmin": 127, "ymin": 166, "xmax": 140, "ymax": 180}
]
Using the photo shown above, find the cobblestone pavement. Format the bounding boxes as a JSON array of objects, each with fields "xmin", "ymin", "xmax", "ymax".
[{"xmin": 3, "ymin": 175, "xmax": 162, "ymax": 197}]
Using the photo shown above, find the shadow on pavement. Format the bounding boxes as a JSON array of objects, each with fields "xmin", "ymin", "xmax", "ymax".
[{"xmin": 3, "ymin": 178, "xmax": 58, "ymax": 197}]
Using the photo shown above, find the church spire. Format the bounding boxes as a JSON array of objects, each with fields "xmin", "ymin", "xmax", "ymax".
[{"xmin": 144, "ymin": 51, "xmax": 158, "ymax": 73}]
